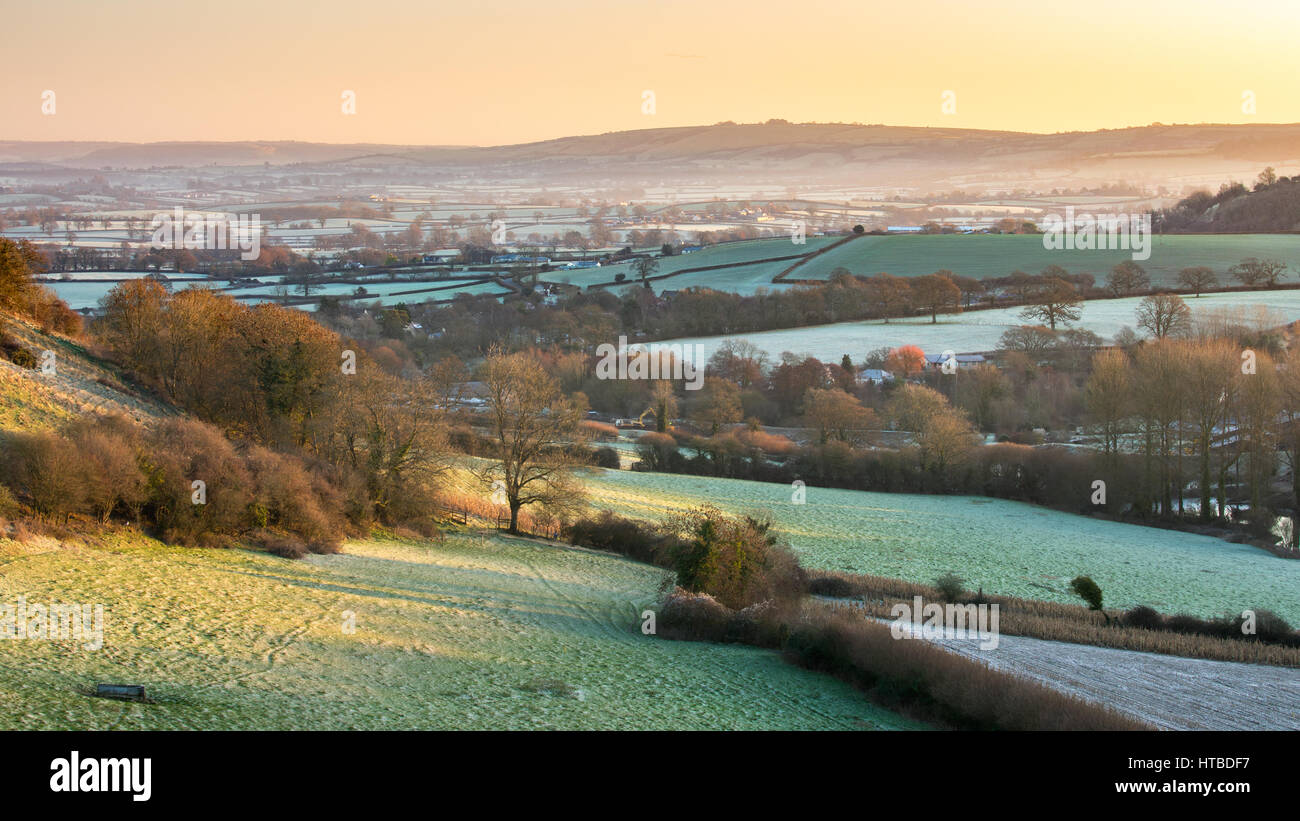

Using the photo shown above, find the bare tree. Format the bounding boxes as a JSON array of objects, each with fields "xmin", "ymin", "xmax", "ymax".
[
  {"xmin": 1230, "ymin": 258, "xmax": 1287, "ymax": 287},
  {"xmin": 1176, "ymin": 266, "xmax": 1217, "ymax": 297},
  {"xmin": 1136, "ymin": 293, "xmax": 1191, "ymax": 339},
  {"xmin": 1020, "ymin": 277, "xmax": 1081, "ymax": 330},
  {"xmin": 478, "ymin": 348, "xmax": 588, "ymax": 533}
]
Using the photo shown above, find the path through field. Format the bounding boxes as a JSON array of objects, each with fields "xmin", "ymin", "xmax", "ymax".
[{"xmin": 886, "ymin": 618, "xmax": 1299, "ymax": 731}]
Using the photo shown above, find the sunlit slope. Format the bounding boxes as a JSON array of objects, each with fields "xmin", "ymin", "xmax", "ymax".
[{"xmin": 0, "ymin": 530, "xmax": 919, "ymax": 730}]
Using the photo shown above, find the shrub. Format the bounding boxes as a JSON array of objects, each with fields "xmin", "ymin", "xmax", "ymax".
[
  {"xmin": 934, "ymin": 572, "xmax": 965, "ymax": 603},
  {"xmin": 6, "ymin": 432, "xmax": 87, "ymax": 520},
  {"xmin": 657, "ymin": 588, "xmax": 731, "ymax": 641},
  {"xmin": 1232, "ymin": 608, "xmax": 1295, "ymax": 643},
  {"xmin": 70, "ymin": 421, "xmax": 147, "ymax": 523},
  {"xmin": 7, "ymin": 346, "xmax": 38, "ymax": 369},
  {"xmin": 807, "ymin": 575, "xmax": 857, "ymax": 598},
  {"xmin": 1121, "ymin": 605, "xmax": 1164, "ymax": 630},
  {"xmin": 0, "ymin": 483, "xmax": 21, "ymax": 519},
  {"xmin": 665, "ymin": 507, "xmax": 805, "ymax": 609},
  {"xmin": 244, "ymin": 446, "xmax": 343, "ymax": 552},
  {"xmin": 1070, "ymin": 575, "xmax": 1105, "ymax": 615},
  {"xmin": 579, "ymin": 420, "xmax": 619, "ymax": 441},
  {"xmin": 565, "ymin": 510, "xmax": 675, "ymax": 565},
  {"xmin": 144, "ymin": 419, "xmax": 253, "ymax": 545}
]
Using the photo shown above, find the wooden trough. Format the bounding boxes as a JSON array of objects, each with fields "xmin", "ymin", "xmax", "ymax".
[{"xmin": 94, "ymin": 684, "xmax": 147, "ymax": 702}]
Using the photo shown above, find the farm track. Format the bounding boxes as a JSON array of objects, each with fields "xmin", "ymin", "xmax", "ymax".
[{"xmin": 887, "ymin": 619, "xmax": 1300, "ymax": 730}]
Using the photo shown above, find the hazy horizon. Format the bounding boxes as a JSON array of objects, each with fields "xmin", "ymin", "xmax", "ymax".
[{"xmin": 4, "ymin": 0, "xmax": 1298, "ymax": 144}]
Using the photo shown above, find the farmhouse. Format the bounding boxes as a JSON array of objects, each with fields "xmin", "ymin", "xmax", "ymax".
[
  {"xmin": 924, "ymin": 353, "xmax": 986, "ymax": 371},
  {"xmin": 857, "ymin": 368, "xmax": 895, "ymax": 385}
]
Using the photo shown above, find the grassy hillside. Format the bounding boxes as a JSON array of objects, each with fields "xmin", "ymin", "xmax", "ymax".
[
  {"xmin": 0, "ymin": 528, "xmax": 919, "ymax": 730},
  {"xmin": 579, "ymin": 468, "xmax": 1300, "ymax": 624},
  {"xmin": 0, "ymin": 313, "xmax": 174, "ymax": 433}
]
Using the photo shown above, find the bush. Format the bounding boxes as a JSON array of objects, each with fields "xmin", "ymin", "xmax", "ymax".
[
  {"xmin": 934, "ymin": 572, "xmax": 965, "ymax": 603},
  {"xmin": 1070, "ymin": 575, "xmax": 1104, "ymax": 612},
  {"xmin": 666, "ymin": 507, "xmax": 805, "ymax": 609},
  {"xmin": 1232, "ymin": 608, "xmax": 1295, "ymax": 643},
  {"xmin": 0, "ymin": 483, "xmax": 21, "ymax": 519},
  {"xmin": 1121, "ymin": 605, "xmax": 1164, "ymax": 630},
  {"xmin": 5, "ymin": 432, "xmax": 87, "ymax": 520},
  {"xmin": 245, "ymin": 446, "xmax": 344, "ymax": 552},
  {"xmin": 565, "ymin": 511, "xmax": 674, "ymax": 565},
  {"xmin": 807, "ymin": 575, "xmax": 857, "ymax": 598},
  {"xmin": 7, "ymin": 346, "xmax": 38, "ymax": 369},
  {"xmin": 657, "ymin": 589, "xmax": 731, "ymax": 641}
]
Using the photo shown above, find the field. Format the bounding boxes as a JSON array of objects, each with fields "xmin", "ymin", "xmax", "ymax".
[
  {"xmin": 0, "ymin": 529, "xmax": 917, "ymax": 730},
  {"xmin": 654, "ymin": 289, "xmax": 1300, "ymax": 359},
  {"xmin": 542, "ymin": 235, "xmax": 841, "ymax": 294},
  {"xmin": 578, "ymin": 468, "xmax": 1300, "ymax": 623},
  {"xmin": 885, "ymin": 618, "xmax": 1299, "ymax": 730},
  {"xmin": 789, "ymin": 233, "xmax": 1300, "ymax": 285},
  {"xmin": 45, "ymin": 278, "xmax": 512, "ymax": 311}
]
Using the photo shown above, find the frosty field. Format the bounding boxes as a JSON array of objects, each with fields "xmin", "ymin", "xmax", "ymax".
[
  {"xmin": 791, "ymin": 233, "xmax": 1300, "ymax": 285},
  {"xmin": 580, "ymin": 469, "xmax": 1300, "ymax": 623},
  {"xmin": 0, "ymin": 529, "xmax": 916, "ymax": 730},
  {"xmin": 655, "ymin": 289, "xmax": 1300, "ymax": 359}
]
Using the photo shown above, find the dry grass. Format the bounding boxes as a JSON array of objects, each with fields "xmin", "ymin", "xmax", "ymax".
[{"xmin": 809, "ymin": 570, "xmax": 1300, "ymax": 668}]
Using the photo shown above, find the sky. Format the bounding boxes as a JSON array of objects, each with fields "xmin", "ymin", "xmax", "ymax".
[{"xmin": 2, "ymin": 0, "xmax": 1298, "ymax": 146}]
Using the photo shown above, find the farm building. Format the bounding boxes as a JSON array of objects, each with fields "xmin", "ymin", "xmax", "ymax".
[{"xmin": 923, "ymin": 353, "xmax": 986, "ymax": 371}]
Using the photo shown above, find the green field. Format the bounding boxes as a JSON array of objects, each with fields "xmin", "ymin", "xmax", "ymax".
[
  {"xmin": 0, "ymin": 529, "xmax": 917, "ymax": 730},
  {"xmin": 543, "ymin": 236, "xmax": 841, "ymax": 294},
  {"xmin": 790, "ymin": 234, "xmax": 1300, "ymax": 286},
  {"xmin": 580, "ymin": 469, "xmax": 1300, "ymax": 623}
]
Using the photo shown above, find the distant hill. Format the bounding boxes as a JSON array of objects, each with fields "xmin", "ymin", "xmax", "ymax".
[
  {"xmin": 1157, "ymin": 173, "xmax": 1300, "ymax": 232},
  {"xmin": 4, "ymin": 122, "xmax": 1300, "ymax": 191}
]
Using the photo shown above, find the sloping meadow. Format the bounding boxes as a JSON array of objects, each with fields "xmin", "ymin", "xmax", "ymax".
[
  {"xmin": 581, "ymin": 468, "xmax": 1300, "ymax": 624},
  {"xmin": 0, "ymin": 528, "xmax": 919, "ymax": 730}
]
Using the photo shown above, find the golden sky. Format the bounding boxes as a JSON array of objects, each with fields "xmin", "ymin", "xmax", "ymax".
[{"xmin": 2, "ymin": 0, "xmax": 1297, "ymax": 145}]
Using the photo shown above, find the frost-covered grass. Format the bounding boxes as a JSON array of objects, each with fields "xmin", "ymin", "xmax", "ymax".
[
  {"xmin": 793, "ymin": 233, "xmax": 1300, "ymax": 285},
  {"xmin": 657, "ymin": 289, "xmax": 1300, "ymax": 359},
  {"xmin": 542, "ymin": 236, "xmax": 840, "ymax": 294},
  {"xmin": 580, "ymin": 469, "xmax": 1300, "ymax": 624},
  {"xmin": 0, "ymin": 528, "xmax": 917, "ymax": 730}
]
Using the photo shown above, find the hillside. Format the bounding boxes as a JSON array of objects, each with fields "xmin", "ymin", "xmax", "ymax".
[
  {"xmin": 0, "ymin": 313, "xmax": 175, "ymax": 433},
  {"xmin": 6, "ymin": 122, "xmax": 1300, "ymax": 190},
  {"xmin": 0, "ymin": 529, "xmax": 917, "ymax": 730}
]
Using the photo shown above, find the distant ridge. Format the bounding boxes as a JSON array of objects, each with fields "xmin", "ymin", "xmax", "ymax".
[{"xmin": 3, "ymin": 122, "xmax": 1299, "ymax": 190}]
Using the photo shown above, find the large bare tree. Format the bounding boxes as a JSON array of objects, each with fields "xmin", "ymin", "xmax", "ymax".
[{"xmin": 478, "ymin": 348, "xmax": 588, "ymax": 533}]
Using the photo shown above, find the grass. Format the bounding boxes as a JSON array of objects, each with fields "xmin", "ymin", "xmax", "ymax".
[
  {"xmin": 0, "ymin": 314, "xmax": 174, "ymax": 433},
  {"xmin": 790, "ymin": 233, "xmax": 1300, "ymax": 285},
  {"xmin": 0, "ymin": 526, "xmax": 921, "ymax": 730},
  {"xmin": 578, "ymin": 468, "xmax": 1300, "ymax": 624},
  {"xmin": 541, "ymin": 236, "xmax": 841, "ymax": 294},
  {"xmin": 654, "ymin": 289, "xmax": 1300, "ymax": 358}
]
